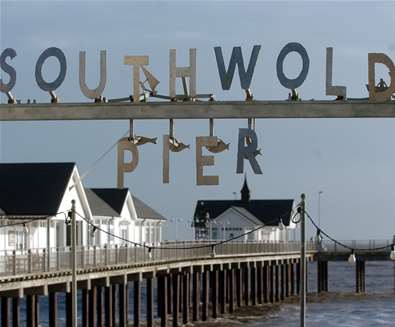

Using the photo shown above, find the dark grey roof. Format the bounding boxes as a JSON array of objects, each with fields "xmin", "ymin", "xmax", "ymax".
[
  {"xmin": 88, "ymin": 188, "xmax": 129, "ymax": 215},
  {"xmin": 85, "ymin": 189, "xmax": 120, "ymax": 217},
  {"xmin": 132, "ymin": 196, "xmax": 166, "ymax": 220},
  {"xmin": 194, "ymin": 199, "xmax": 294, "ymax": 226},
  {"xmin": 0, "ymin": 162, "xmax": 75, "ymax": 216}
]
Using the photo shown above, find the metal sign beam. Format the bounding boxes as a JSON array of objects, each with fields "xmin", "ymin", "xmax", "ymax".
[{"xmin": 0, "ymin": 100, "xmax": 394, "ymax": 121}]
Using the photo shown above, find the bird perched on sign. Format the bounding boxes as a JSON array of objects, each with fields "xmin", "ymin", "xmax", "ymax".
[
  {"xmin": 169, "ymin": 136, "xmax": 190, "ymax": 152},
  {"xmin": 205, "ymin": 138, "xmax": 230, "ymax": 153}
]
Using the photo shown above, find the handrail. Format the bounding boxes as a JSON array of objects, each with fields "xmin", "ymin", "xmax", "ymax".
[{"xmin": 0, "ymin": 241, "xmax": 316, "ymax": 278}]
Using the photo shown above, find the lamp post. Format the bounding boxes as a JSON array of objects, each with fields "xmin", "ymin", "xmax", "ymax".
[
  {"xmin": 300, "ymin": 193, "xmax": 306, "ymax": 327},
  {"xmin": 71, "ymin": 200, "xmax": 77, "ymax": 327}
]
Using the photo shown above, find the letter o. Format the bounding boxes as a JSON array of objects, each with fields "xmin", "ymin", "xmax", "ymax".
[
  {"xmin": 276, "ymin": 42, "xmax": 309, "ymax": 89},
  {"xmin": 35, "ymin": 47, "xmax": 67, "ymax": 91}
]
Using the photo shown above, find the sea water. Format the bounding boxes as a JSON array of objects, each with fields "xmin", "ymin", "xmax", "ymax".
[{"xmin": 4, "ymin": 261, "xmax": 395, "ymax": 326}]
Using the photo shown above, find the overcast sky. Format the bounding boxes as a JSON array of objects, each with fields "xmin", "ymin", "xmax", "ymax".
[{"xmin": 1, "ymin": 1, "xmax": 395, "ymax": 240}]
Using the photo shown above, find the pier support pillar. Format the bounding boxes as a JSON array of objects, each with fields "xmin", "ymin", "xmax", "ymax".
[
  {"xmin": 12, "ymin": 297, "xmax": 19, "ymax": 327},
  {"xmin": 275, "ymin": 264, "xmax": 280, "ymax": 302},
  {"xmin": 49, "ymin": 293, "xmax": 57, "ymax": 327},
  {"xmin": 132, "ymin": 281, "xmax": 138, "ymax": 327},
  {"xmin": 1, "ymin": 297, "xmax": 9, "ymax": 327},
  {"xmin": 26, "ymin": 295, "xmax": 36, "ymax": 327},
  {"xmin": 296, "ymin": 261, "xmax": 301, "ymax": 294},
  {"xmin": 262, "ymin": 263, "xmax": 268, "ymax": 303},
  {"xmin": 119, "ymin": 282, "xmax": 129, "ymax": 327},
  {"xmin": 146, "ymin": 276, "xmax": 154, "ymax": 327},
  {"xmin": 182, "ymin": 271, "xmax": 189, "ymax": 324},
  {"xmin": 228, "ymin": 267, "xmax": 235, "ymax": 313},
  {"xmin": 82, "ymin": 289, "xmax": 89, "ymax": 327},
  {"xmin": 242, "ymin": 264, "xmax": 249, "ymax": 306},
  {"xmin": 202, "ymin": 269, "xmax": 209, "ymax": 321},
  {"xmin": 111, "ymin": 285, "xmax": 117, "ymax": 327},
  {"xmin": 269, "ymin": 264, "xmax": 274, "ymax": 303},
  {"xmin": 290, "ymin": 262, "xmax": 295, "ymax": 295},
  {"xmin": 97, "ymin": 286, "xmax": 103, "ymax": 327},
  {"xmin": 250, "ymin": 263, "xmax": 257, "ymax": 306},
  {"xmin": 104, "ymin": 285, "xmax": 113, "ymax": 327},
  {"xmin": 235, "ymin": 267, "xmax": 242, "ymax": 307},
  {"xmin": 192, "ymin": 269, "xmax": 200, "ymax": 321},
  {"xmin": 219, "ymin": 268, "xmax": 226, "ymax": 314},
  {"xmin": 356, "ymin": 260, "xmax": 365, "ymax": 293},
  {"xmin": 285, "ymin": 262, "xmax": 290, "ymax": 297},
  {"xmin": 210, "ymin": 268, "xmax": 218, "ymax": 318},
  {"xmin": 317, "ymin": 260, "xmax": 329, "ymax": 293},
  {"xmin": 89, "ymin": 286, "xmax": 97, "ymax": 327},
  {"xmin": 158, "ymin": 274, "xmax": 168, "ymax": 327},
  {"xmin": 172, "ymin": 271, "xmax": 179, "ymax": 327},
  {"xmin": 280, "ymin": 262, "xmax": 285, "ymax": 301},
  {"xmin": 257, "ymin": 262, "xmax": 263, "ymax": 304},
  {"xmin": 167, "ymin": 275, "xmax": 172, "ymax": 315}
]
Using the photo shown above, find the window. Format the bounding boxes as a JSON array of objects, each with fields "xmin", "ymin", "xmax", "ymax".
[{"xmin": 8, "ymin": 230, "xmax": 15, "ymax": 247}]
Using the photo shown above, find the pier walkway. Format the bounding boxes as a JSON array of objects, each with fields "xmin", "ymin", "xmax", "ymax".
[{"xmin": 0, "ymin": 241, "xmax": 316, "ymax": 327}]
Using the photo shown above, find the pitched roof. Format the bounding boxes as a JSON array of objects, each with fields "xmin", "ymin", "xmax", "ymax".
[
  {"xmin": 85, "ymin": 189, "xmax": 120, "ymax": 217},
  {"xmin": 88, "ymin": 188, "xmax": 129, "ymax": 215},
  {"xmin": 132, "ymin": 196, "xmax": 166, "ymax": 220},
  {"xmin": 194, "ymin": 199, "xmax": 294, "ymax": 226},
  {"xmin": 0, "ymin": 162, "xmax": 75, "ymax": 216},
  {"xmin": 230, "ymin": 206, "xmax": 262, "ymax": 225}
]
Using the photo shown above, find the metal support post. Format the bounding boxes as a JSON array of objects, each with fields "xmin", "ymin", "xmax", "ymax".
[
  {"xmin": 71, "ymin": 200, "xmax": 77, "ymax": 327},
  {"xmin": 300, "ymin": 193, "xmax": 306, "ymax": 327}
]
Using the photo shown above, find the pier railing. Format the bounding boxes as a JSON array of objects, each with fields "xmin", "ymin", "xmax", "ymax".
[
  {"xmin": 319, "ymin": 239, "xmax": 392, "ymax": 254},
  {"xmin": 0, "ymin": 240, "xmax": 316, "ymax": 277}
]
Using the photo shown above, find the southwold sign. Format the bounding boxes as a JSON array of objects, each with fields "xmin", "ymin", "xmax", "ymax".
[
  {"xmin": 1, "ymin": 43, "xmax": 395, "ymax": 186},
  {"xmin": 1, "ymin": 43, "xmax": 395, "ymax": 102}
]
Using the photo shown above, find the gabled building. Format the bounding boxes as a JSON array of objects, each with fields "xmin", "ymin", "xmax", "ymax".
[
  {"xmin": 0, "ymin": 162, "xmax": 92, "ymax": 251},
  {"xmin": 0, "ymin": 162, "xmax": 166, "ymax": 252},
  {"xmin": 86, "ymin": 188, "xmax": 165, "ymax": 246},
  {"xmin": 193, "ymin": 178, "xmax": 296, "ymax": 242}
]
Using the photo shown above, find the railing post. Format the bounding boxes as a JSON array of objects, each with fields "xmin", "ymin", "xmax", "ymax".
[
  {"xmin": 42, "ymin": 249, "xmax": 46, "ymax": 272},
  {"xmin": 12, "ymin": 250, "xmax": 16, "ymax": 275},
  {"xmin": 93, "ymin": 245, "xmax": 97, "ymax": 266},
  {"xmin": 81, "ymin": 246, "xmax": 85, "ymax": 267},
  {"xmin": 56, "ymin": 248, "xmax": 60, "ymax": 270},
  {"xmin": 104, "ymin": 245, "xmax": 108, "ymax": 266},
  {"xmin": 115, "ymin": 244, "xmax": 119, "ymax": 264},
  {"xmin": 28, "ymin": 249, "xmax": 32, "ymax": 273}
]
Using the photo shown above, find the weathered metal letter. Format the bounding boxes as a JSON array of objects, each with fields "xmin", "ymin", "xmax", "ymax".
[
  {"xmin": 368, "ymin": 53, "xmax": 395, "ymax": 102},
  {"xmin": 79, "ymin": 50, "xmax": 107, "ymax": 99},
  {"xmin": 237, "ymin": 129, "xmax": 262, "ymax": 174},
  {"xmin": 35, "ymin": 47, "xmax": 67, "ymax": 91},
  {"xmin": 169, "ymin": 48, "xmax": 196, "ymax": 98},
  {"xmin": 326, "ymin": 47, "xmax": 346, "ymax": 98},
  {"xmin": 117, "ymin": 137, "xmax": 139, "ymax": 188},
  {"xmin": 0, "ymin": 48, "xmax": 17, "ymax": 93},
  {"xmin": 276, "ymin": 43, "xmax": 309, "ymax": 90},
  {"xmin": 196, "ymin": 136, "xmax": 219, "ymax": 186},
  {"xmin": 214, "ymin": 45, "xmax": 261, "ymax": 90},
  {"xmin": 124, "ymin": 55, "xmax": 149, "ymax": 103}
]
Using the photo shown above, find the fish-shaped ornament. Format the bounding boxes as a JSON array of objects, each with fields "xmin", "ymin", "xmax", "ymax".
[
  {"xmin": 205, "ymin": 138, "xmax": 230, "ymax": 153},
  {"xmin": 169, "ymin": 136, "xmax": 190, "ymax": 152},
  {"xmin": 130, "ymin": 136, "xmax": 157, "ymax": 146}
]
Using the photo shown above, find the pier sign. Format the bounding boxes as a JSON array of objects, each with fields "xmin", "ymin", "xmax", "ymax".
[
  {"xmin": 1, "ymin": 43, "xmax": 395, "ymax": 102},
  {"xmin": 1, "ymin": 43, "xmax": 395, "ymax": 186}
]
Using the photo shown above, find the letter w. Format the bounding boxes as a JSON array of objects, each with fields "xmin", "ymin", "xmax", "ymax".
[{"xmin": 214, "ymin": 45, "xmax": 261, "ymax": 90}]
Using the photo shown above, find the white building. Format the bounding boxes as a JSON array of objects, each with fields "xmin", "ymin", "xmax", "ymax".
[
  {"xmin": 0, "ymin": 162, "xmax": 166, "ymax": 252},
  {"xmin": 86, "ymin": 188, "xmax": 165, "ymax": 247},
  {"xmin": 0, "ymin": 162, "xmax": 92, "ymax": 251},
  {"xmin": 193, "ymin": 178, "xmax": 296, "ymax": 242}
]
